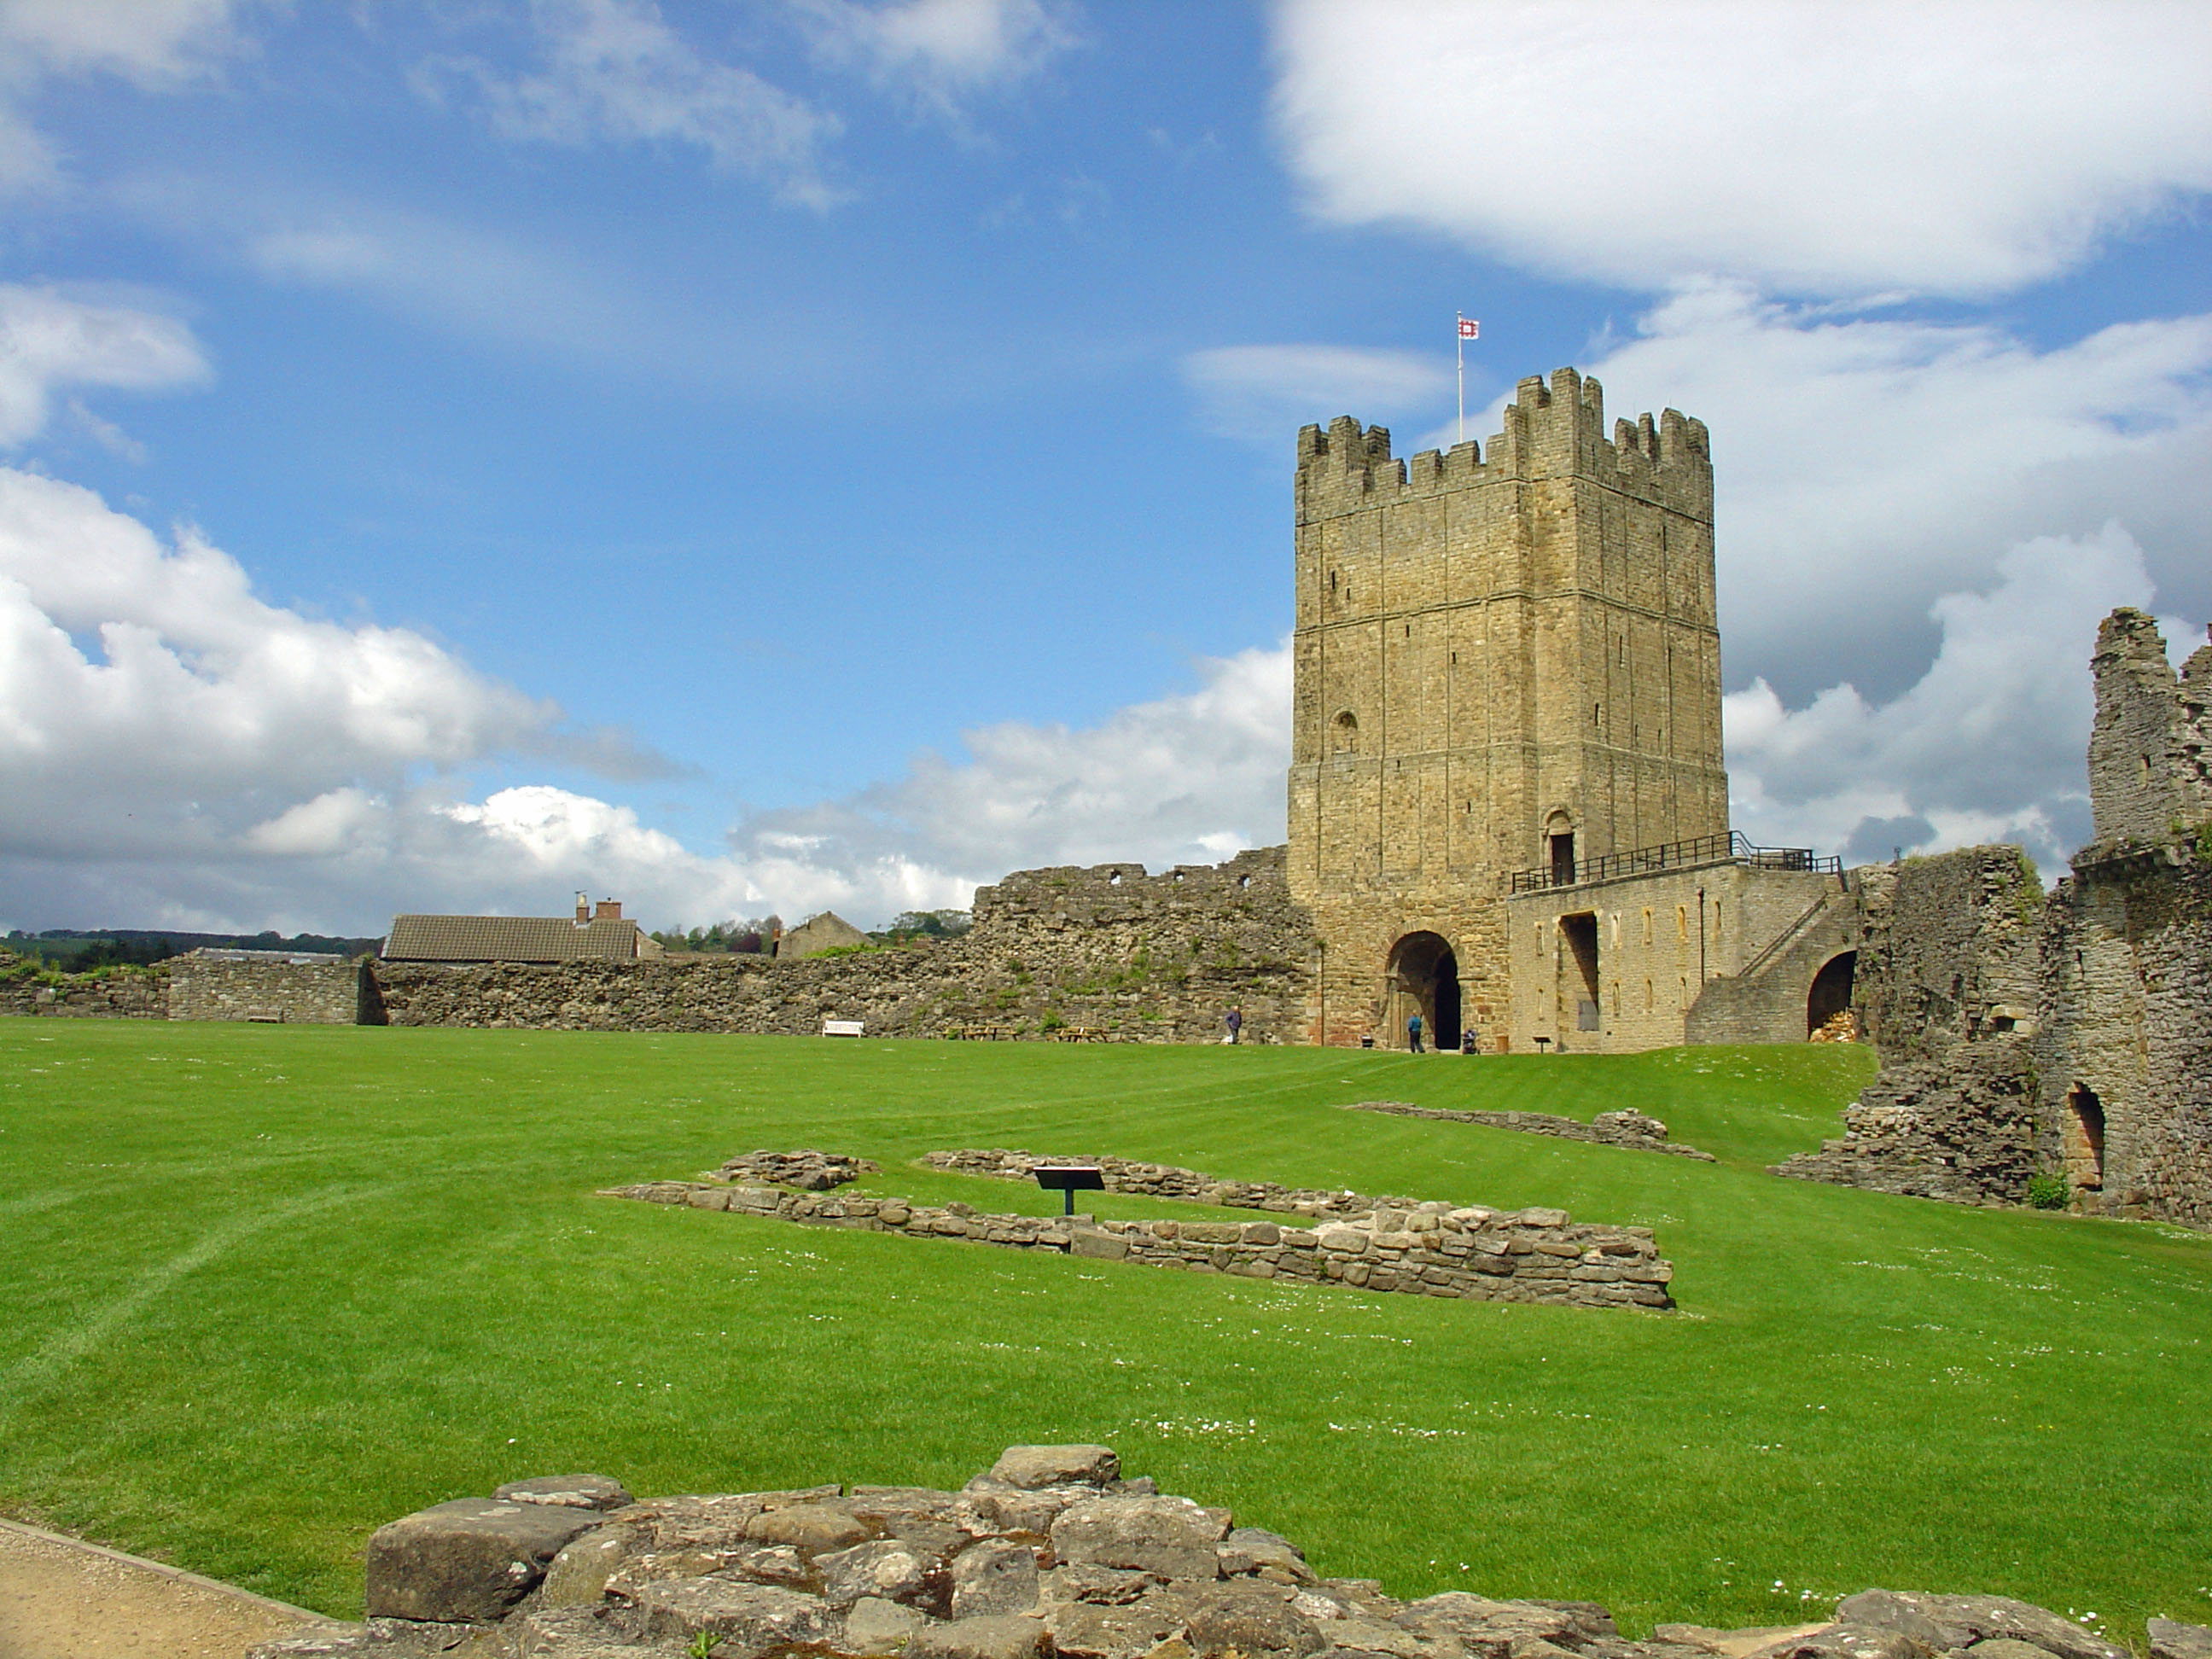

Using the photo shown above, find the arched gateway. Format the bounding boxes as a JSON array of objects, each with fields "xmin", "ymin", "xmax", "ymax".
[{"xmin": 1386, "ymin": 932, "xmax": 1462, "ymax": 1051}]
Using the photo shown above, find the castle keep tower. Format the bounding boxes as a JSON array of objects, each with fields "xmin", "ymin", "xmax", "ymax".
[{"xmin": 1289, "ymin": 367, "xmax": 1729, "ymax": 1047}]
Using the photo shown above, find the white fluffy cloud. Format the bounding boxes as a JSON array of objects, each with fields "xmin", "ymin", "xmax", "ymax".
[
  {"xmin": 1420, "ymin": 285, "xmax": 2212, "ymax": 704},
  {"xmin": 0, "ymin": 0, "xmax": 254, "ymax": 192},
  {"xmin": 0, "ymin": 461, "xmax": 1290, "ymax": 934},
  {"xmin": 429, "ymin": 0, "xmax": 846, "ymax": 208},
  {"xmin": 1726, "ymin": 524, "xmax": 2166, "ymax": 872},
  {"xmin": 0, "ymin": 283, "xmax": 208, "ymax": 445},
  {"xmin": 1183, "ymin": 344, "xmax": 1453, "ymax": 445},
  {"xmin": 795, "ymin": 0, "xmax": 1079, "ymax": 113},
  {"xmin": 1272, "ymin": 0, "xmax": 2212, "ymax": 297},
  {"xmin": 0, "ymin": 468, "xmax": 553, "ymax": 867}
]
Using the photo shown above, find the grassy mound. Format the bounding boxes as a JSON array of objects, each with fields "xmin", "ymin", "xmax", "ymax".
[{"xmin": 0, "ymin": 1020, "xmax": 2205, "ymax": 1642}]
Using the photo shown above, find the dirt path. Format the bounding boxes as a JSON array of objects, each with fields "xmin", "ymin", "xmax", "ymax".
[{"xmin": 0, "ymin": 1519, "xmax": 323, "ymax": 1658}]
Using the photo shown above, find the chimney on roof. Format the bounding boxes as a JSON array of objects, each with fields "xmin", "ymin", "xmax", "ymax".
[
  {"xmin": 575, "ymin": 892, "xmax": 591, "ymax": 924},
  {"xmin": 595, "ymin": 899, "xmax": 623, "ymax": 922}
]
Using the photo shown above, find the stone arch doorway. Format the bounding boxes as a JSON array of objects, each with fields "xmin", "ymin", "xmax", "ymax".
[
  {"xmin": 1807, "ymin": 951, "xmax": 1857, "ymax": 1037},
  {"xmin": 2064, "ymin": 1084, "xmax": 2105, "ymax": 1196},
  {"xmin": 1386, "ymin": 932, "xmax": 1461, "ymax": 1051}
]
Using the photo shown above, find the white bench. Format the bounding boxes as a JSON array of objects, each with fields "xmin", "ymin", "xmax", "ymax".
[{"xmin": 822, "ymin": 1019, "xmax": 865, "ymax": 1038}]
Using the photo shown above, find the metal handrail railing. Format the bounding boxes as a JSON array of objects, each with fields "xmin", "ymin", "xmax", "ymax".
[{"xmin": 1503, "ymin": 830, "xmax": 1841, "ymax": 894}]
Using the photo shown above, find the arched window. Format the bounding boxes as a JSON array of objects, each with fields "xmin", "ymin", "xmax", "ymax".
[{"xmin": 1332, "ymin": 710, "xmax": 1359, "ymax": 754}]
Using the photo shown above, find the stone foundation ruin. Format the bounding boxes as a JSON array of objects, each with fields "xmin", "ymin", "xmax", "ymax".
[
  {"xmin": 245, "ymin": 1441, "xmax": 2207, "ymax": 1659},
  {"xmin": 602, "ymin": 1149, "xmax": 1674, "ymax": 1313}
]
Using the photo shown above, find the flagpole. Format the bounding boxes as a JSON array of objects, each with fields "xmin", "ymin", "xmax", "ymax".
[{"xmin": 1456, "ymin": 312, "xmax": 1465, "ymax": 446}]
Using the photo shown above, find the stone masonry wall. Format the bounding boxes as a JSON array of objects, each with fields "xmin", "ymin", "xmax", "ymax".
[
  {"xmin": 374, "ymin": 848, "xmax": 1315, "ymax": 1044},
  {"xmin": 0, "ymin": 955, "xmax": 168, "ymax": 1019},
  {"xmin": 1850, "ymin": 848, "xmax": 2044, "ymax": 1064},
  {"xmin": 256, "ymin": 1440, "xmax": 2191, "ymax": 1659},
  {"xmin": 1778, "ymin": 610, "xmax": 2212, "ymax": 1227},
  {"xmin": 2038, "ymin": 841, "xmax": 2212, "ymax": 1224},
  {"xmin": 606, "ymin": 1163, "xmax": 1674, "ymax": 1313},
  {"xmin": 166, "ymin": 950, "xmax": 369, "ymax": 1024}
]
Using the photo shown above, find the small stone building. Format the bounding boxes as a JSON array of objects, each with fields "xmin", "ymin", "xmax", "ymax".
[
  {"xmin": 775, "ymin": 911, "xmax": 868, "ymax": 960},
  {"xmin": 384, "ymin": 898, "xmax": 662, "ymax": 964}
]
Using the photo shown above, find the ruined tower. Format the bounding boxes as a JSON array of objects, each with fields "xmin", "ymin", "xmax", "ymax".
[{"xmin": 1288, "ymin": 367, "xmax": 1729, "ymax": 1047}]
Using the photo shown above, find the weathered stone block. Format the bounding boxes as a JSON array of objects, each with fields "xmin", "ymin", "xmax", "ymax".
[
  {"xmin": 363, "ymin": 1497, "xmax": 601, "ymax": 1621},
  {"xmin": 1052, "ymin": 1495, "xmax": 1230, "ymax": 1580}
]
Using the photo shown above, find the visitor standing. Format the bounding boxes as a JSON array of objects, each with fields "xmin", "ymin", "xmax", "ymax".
[
  {"xmin": 1407, "ymin": 1011, "xmax": 1424, "ymax": 1053},
  {"xmin": 1225, "ymin": 1007, "xmax": 1243, "ymax": 1044}
]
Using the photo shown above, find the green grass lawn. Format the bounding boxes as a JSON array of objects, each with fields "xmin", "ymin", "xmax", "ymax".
[{"xmin": 2, "ymin": 1021, "xmax": 2206, "ymax": 1644}]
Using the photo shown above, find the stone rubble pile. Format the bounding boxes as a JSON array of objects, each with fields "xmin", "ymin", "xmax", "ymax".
[
  {"xmin": 710, "ymin": 1152, "xmax": 880, "ymax": 1191},
  {"xmin": 604, "ymin": 1155, "xmax": 1673, "ymax": 1312},
  {"xmin": 247, "ymin": 1444, "xmax": 2209, "ymax": 1659},
  {"xmin": 1340, "ymin": 1104, "xmax": 1716, "ymax": 1161}
]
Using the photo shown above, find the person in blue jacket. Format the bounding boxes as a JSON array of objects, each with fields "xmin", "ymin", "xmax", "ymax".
[{"xmin": 1407, "ymin": 1011, "xmax": 1424, "ymax": 1053}]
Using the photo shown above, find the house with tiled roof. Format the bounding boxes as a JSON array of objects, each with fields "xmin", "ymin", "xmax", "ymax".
[{"xmin": 383, "ymin": 896, "xmax": 663, "ymax": 963}]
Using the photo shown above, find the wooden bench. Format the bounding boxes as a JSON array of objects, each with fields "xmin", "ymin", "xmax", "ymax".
[
  {"xmin": 821, "ymin": 1019, "xmax": 865, "ymax": 1038},
  {"xmin": 952, "ymin": 1024, "xmax": 1015, "ymax": 1041},
  {"xmin": 1051, "ymin": 1026, "xmax": 1108, "ymax": 1043}
]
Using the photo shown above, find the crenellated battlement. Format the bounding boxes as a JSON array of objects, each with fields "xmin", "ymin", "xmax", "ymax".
[{"xmin": 1295, "ymin": 364, "xmax": 1709, "ymax": 519}]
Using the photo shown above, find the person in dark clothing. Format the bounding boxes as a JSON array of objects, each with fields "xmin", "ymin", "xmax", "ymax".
[
  {"xmin": 1225, "ymin": 1007, "xmax": 1243, "ymax": 1044},
  {"xmin": 1407, "ymin": 1011, "xmax": 1424, "ymax": 1053}
]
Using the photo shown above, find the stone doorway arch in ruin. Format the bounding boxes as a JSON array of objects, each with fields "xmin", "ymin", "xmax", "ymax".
[
  {"xmin": 1807, "ymin": 951, "xmax": 1857, "ymax": 1038},
  {"xmin": 1385, "ymin": 932, "xmax": 1462, "ymax": 1051},
  {"xmin": 2064, "ymin": 1083, "xmax": 2106, "ymax": 1196}
]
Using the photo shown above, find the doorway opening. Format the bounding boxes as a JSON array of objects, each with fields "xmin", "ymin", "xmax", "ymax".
[
  {"xmin": 2064, "ymin": 1084, "xmax": 2105, "ymax": 1195},
  {"xmin": 1559, "ymin": 912, "xmax": 1601, "ymax": 1034},
  {"xmin": 1385, "ymin": 932, "xmax": 1462, "ymax": 1051},
  {"xmin": 1807, "ymin": 951, "xmax": 1858, "ymax": 1037}
]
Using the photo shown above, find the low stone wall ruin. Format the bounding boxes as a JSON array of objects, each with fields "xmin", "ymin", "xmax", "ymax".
[
  {"xmin": 247, "ymin": 1441, "xmax": 2202, "ymax": 1659},
  {"xmin": 602, "ymin": 1150, "xmax": 1674, "ymax": 1313},
  {"xmin": 0, "ymin": 958, "xmax": 167, "ymax": 1019},
  {"xmin": 1342, "ymin": 1103, "xmax": 1715, "ymax": 1160},
  {"xmin": 1770, "ymin": 1042, "xmax": 2039, "ymax": 1207},
  {"xmin": 371, "ymin": 848, "xmax": 1315, "ymax": 1044}
]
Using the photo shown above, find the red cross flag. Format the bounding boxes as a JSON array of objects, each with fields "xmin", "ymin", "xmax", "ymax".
[{"xmin": 1458, "ymin": 317, "xmax": 1480, "ymax": 339}]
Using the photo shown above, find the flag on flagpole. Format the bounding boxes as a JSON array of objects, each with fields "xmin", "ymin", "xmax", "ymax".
[{"xmin": 1458, "ymin": 317, "xmax": 1480, "ymax": 339}]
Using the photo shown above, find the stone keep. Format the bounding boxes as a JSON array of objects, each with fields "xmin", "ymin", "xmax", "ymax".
[{"xmin": 1288, "ymin": 367, "xmax": 1729, "ymax": 1048}]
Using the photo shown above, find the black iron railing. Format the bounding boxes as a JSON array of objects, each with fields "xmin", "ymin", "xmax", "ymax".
[{"xmin": 1503, "ymin": 830, "xmax": 1841, "ymax": 894}]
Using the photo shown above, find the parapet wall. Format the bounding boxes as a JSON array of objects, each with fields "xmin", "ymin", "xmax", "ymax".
[{"xmin": 1295, "ymin": 367, "xmax": 1713, "ymax": 519}]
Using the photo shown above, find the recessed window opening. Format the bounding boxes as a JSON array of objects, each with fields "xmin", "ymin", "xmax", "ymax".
[{"xmin": 1332, "ymin": 710, "xmax": 1359, "ymax": 754}]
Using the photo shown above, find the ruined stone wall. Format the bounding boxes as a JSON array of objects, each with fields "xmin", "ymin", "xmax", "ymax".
[
  {"xmin": 0, "ymin": 958, "xmax": 168, "ymax": 1019},
  {"xmin": 373, "ymin": 849, "xmax": 1314, "ymax": 1043},
  {"xmin": 1848, "ymin": 847, "xmax": 2044, "ymax": 1063},
  {"xmin": 2087, "ymin": 608, "xmax": 2212, "ymax": 842},
  {"xmin": 1778, "ymin": 612, "xmax": 2212, "ymax": 1227},
  {"xmin": 1289, "ymin": 367, "xmax": 1727, "ymax": 1049},
  {"xmin": 166, "ymin": 951, "xmax": 369, "ymax": 1024},
  {"xmin": 276, "ymin": 1439, "xmax": 2180, "ymax": 1659},
  {"xmin": 2038, "ymin": 842, "xmax": 2212, "ymax": 1224},
  {"xmin": 608, "ymin": 1170, "xmax": 1674, "ymax": 1312}
]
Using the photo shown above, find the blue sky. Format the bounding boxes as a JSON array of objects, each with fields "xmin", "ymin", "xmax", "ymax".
[{"xmin": 3, "ymin": 0, "xmax": 2209, "ymax": 934}]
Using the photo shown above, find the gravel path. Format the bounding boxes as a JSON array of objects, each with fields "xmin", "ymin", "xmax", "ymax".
[{"xmin": 0, "ymin": 1519, "xmax": 320, "ymax": 1658}]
